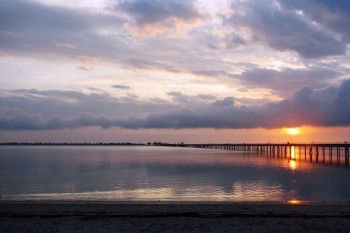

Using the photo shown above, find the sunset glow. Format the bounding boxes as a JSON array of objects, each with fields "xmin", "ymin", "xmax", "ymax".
[
  {"xmin": 0, "ymin": 0, "xmax": 350, "ymax": 143},
  {"xmin": 286, "ymin": 128, "xmax": 300, "ymax": 135},
  {"xmin": 1, "ymin": 2, "xmax": 350, "ymax": 229},
  {"xmin": 287, "ymin": 199, "xmax": 302, "ymax": 205}
]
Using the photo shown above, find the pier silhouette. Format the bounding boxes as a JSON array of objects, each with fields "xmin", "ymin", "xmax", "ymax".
[{"xmin": 163, "ymin": 142, "xmax": 350, "ymax": 167}]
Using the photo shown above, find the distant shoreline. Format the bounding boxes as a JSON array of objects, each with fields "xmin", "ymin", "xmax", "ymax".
[
  {"xmin": 1, "ymin": 142, "xmax": 348, "ymax": 146},
  {"xmin": 0, "ymin": 142, "xmax": 148, "ymax": 146}
]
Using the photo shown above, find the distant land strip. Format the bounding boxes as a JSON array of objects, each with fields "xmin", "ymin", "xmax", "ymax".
[{"xmin": 0, "ymin": 142, "xmax": 349, "ymax": 146}]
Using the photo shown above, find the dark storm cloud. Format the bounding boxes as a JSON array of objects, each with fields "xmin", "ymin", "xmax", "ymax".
[
  {"xmin": 236, "ymin": 67, "xmax": 342, "ymax": 96},
  {"xmin": 1, "ymin": 80, "xmax": 350, "ymax": 130},
  {"xmin": 116, "ymin": 0, "xmax": 202, "ymax": 26},
  {"xmin": 225, "ymin": 0, "xmax": 347, "ymax": 58}
]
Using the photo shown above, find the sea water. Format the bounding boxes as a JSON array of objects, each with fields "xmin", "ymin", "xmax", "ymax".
[{"xmin": 0, "ymin": 145, "xmax": 349, "ymax": 201}]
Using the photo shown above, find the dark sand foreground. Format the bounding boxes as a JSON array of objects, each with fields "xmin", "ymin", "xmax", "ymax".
[{"xmin": 1, "ymin": 201, "xmax": 350, "ymax": 232}]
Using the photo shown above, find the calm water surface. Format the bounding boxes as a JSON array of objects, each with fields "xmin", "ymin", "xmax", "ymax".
[{"xmin": 0, "ymin": 146, "xmax": 349, "ymax": 202}]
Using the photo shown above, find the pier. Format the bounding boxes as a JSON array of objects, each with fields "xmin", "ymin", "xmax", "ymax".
[{"xmin": 165, "ymin": 143, "xmax": 350, "ymax": 166}]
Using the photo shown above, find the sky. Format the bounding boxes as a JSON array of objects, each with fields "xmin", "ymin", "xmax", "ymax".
[{"xmin": 1, "ymin": 0, "xmax": 350, "ymax": 143}]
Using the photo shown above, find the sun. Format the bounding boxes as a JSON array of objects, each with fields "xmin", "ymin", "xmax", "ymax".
[{"xmin": 286, "ymin": 128, "xmax": 300, "ymax": 135}]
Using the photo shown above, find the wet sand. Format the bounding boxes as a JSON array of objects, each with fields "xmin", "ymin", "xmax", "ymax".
[{"xmin": 1, "ymin": 201, "xmax": 350, "ymax": 232}]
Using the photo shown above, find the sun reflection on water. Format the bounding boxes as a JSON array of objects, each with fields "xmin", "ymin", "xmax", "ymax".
[
  {"xmin": 288, "ymin": 146, "xmax": 298, "ymax": 170},
  {"xmin": 289, "ymin": 160, "xmax": 297, "ymax": 171},
  {"xmin": 290, "ymin": 146, "xmax": 295, "ymax": 160}
]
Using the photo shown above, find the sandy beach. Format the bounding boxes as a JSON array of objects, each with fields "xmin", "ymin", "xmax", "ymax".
[{"xmin": 1, "ymin": 201, "xmax": 350, "ymax": 232}]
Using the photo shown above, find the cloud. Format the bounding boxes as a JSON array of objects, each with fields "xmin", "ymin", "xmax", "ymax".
[
  {"xmin": 1, "ymin": 80, "xmax": 350, "ymax": 130},
  {"xmin": 167, "ymin": 92, "xmax": 216, "ymax": 106},
  {"xmin": 76, "ymin": 57, "xmax": 103, "ymax": 71},
  {"xmin": 212, "ymin": 97, "xmax": 234, "ymax": 108},
  {"xmin": 123, "ymin": 58, "xmax": 182, "ymax": 73},
  {"xmin": 279, "ymin": 0, "xmax": 350, "ymax": 43},
  {"xmin": 0, "ymin": 113, "xmax": 115, "ymax": 130},
  {"xmin": 112, "ymin": 84, "xmax": 131, "ymax": 90},
  {"xmin": 224, "ymin": 0, "xmax": 347, "ymax": 58},
  {"xmin": 53, "ymin": 41, "xmax": 79, "ymax": 49},
  {"xmin": 117, "ymin": 0, "xmax": 201, "ymax": 25},
  {"xmin": 0, "ymin": 89, "xmax": 173, "ymax": 120},
  {"xmin": 0, "ymin": 0, "xmax": 125, "ymax": 58},
  {"xmin": 236, "ymin": 67, "xmax": 342, "ymax": 96},
  {"xmin": 192, "ymin": 70, "xmax": 234, "ymax": 78},
  {"xmin": 116, "ymin": 0, "xmax": 204, "ymax": 37},
  {"xmin": 117, "ymin": 80, "xmax": 350, "ymax": 129}
]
